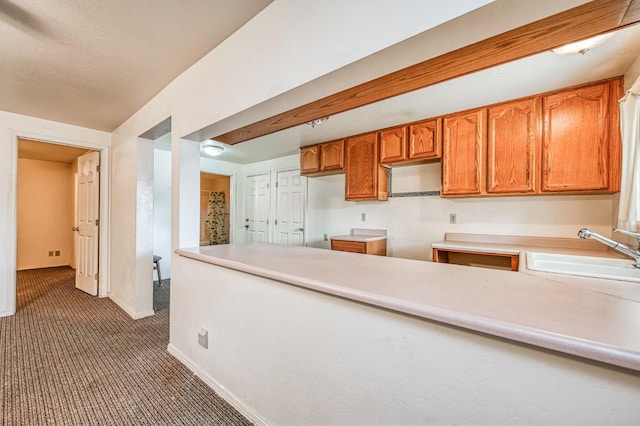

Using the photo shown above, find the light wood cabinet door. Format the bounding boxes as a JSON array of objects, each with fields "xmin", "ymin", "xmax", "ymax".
[
  {"xmin": 320, "ymin": 139, "xmax": 344, "ymax": 171},
  {"xmin": 487, "ymin": 97, "xmax": 541, "ymax": 194},
  {"xmin": 300, "ymin": 145, "xmax": 319, "ymax": 175},
  {"xmin": 542, "ymin": 82, "xmax": 614, "ymax": 192},
  {"xmin": 345, "ymin": 133, "xmax": 388, "ymax": 201},
  {"xmin": 379, "ymin": 126, "xmax": 407, "ymax": 164},
  {"xmin": 442, "ymin": 109, "xmax": 486, "ymax": 196},
  {"xmin": 409, "ymin": 118, "xmax": 441, "ymax": 160}
]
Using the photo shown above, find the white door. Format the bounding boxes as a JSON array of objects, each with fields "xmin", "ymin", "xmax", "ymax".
[
  {"xmin": 245, "ymin": 173, "xmax": 270, "ymax": 242},
  {"xmin": 75, "ymin": 151, "xmax": 100, "ymax": 295},
  {"xmin": 275, "ymin": 170, "xmax": 306, "ymax": 246}
]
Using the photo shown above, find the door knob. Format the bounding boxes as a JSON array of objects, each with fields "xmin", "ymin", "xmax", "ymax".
[
  {"xmin": 72, "ymin": 227, "xmax": 79, "ymax": 232},
  {"xmin": 296, "ymin": 228, "xmax": 304, "ymax": 232},
  {"xmin": 244, "ymin": 225, "xmax": 249, "ymax": 229}
]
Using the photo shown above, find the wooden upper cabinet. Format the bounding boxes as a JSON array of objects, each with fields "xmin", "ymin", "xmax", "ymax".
[
  {"xmin": 320, "ymin": 139, "xmax": 345, "ymax": 172},
  {"xmin": 442, "ymin": 109, "xmax": 486, "ymax": 196},
  {"xmin": 300, "ymin": 140, "xmax": 345, "ymax": 176},
  {"xmin": 542, "ymin": 80, "xmax": 620, "ymax": 193},
  {"xmin": 379, "ymin": 126, "xmax": 407, "ymax": 164},
  {"xmin": 409, "ymin": 118, "xmax": 441, "ymax": 160},
  {"xmin": 300, "ymin": 145, "xmax": 320, "ymax": 175},
  {"xmin": 345, "ymin": 133, "xmax": 388, "ymax": 201},
  {"xmin": 487, "ymin": 97, "xmax": 541, "ymax": 194}
]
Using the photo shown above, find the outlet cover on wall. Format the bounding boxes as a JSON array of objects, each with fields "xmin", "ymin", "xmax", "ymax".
[{"xmin": 198, "ymin": 328, "xmax": 208, "ymax": 349}]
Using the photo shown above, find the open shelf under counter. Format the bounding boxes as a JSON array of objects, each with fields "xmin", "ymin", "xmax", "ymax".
[{"xmin": 431, "ymin": 232, "xmax": 615, "ymax": 272}]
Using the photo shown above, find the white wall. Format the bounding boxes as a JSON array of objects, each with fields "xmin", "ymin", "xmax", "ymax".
[
  {"xmin": 153, "ymin": 144, "xmax": 172, "ymax": 280},
  {"xmin": 16, "ymin": 158, "xmax": 74, "ymax": 270},
  {"xmin": 109, "ymin": 0, "xmax": 590, "ymax": 317},
  {"xmin": 307, "ymin": 163, "xmax": 615, "ymax": 260},
  {"xmin": 170, "ymin": 256, "xmax": 640, "ymax": 425}
]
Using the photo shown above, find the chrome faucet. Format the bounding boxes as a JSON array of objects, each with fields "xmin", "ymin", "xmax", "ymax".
[{"xmin": 578, "ymin": 228, "xmax": 640, "ymax": 268}]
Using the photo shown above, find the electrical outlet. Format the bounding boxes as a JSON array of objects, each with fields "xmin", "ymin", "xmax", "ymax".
[
  {"xmin": 324, "ymin": 233, "xmax": 328, "ymax": 241},
  {"xmin": 361, "ymin": 213, "xmax": 367, "ymax": 221},
  {"xmin": 449, "ymin": 214, "xmax": 457, "ymax": 224},
  {"xmin": 55, "ymin": 250, "xmax": 60, "ymax": 256},
  {"xmin": 198, "ymin": 328, "xmax": 208, "ymax": 349},
  {"xmin": 48, "ymin": 251, "xmax": 54, "ymax": 257}
]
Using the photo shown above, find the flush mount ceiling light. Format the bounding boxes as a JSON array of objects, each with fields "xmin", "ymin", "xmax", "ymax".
[
  {"xmin": 552, "ymin": 33, "xmax": 614, "ymax": 56},
  {"xmin": 201, "ymin": 141, "xmax": 224, "ymax": 157},
  {"xmin": 306, "ymin": 116, "xmax": 329, "ymax": 128}
]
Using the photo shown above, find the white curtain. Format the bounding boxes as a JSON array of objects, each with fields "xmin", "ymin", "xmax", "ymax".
[{"xmin": 617, "ymin": 76, "xmax": 640, "ymax": 231}]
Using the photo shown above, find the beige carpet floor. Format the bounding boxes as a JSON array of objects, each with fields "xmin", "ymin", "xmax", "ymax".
[{"xmin": 0, "ymin": 267, "xmax": 252, "ymax": 425}]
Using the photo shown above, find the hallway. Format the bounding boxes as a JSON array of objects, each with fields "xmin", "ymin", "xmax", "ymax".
[{"xmin": 0, "ymin": 267, "xmax": 251, "ymax": 425}]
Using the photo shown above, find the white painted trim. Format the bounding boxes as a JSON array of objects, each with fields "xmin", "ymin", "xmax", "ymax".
[
  {"xmin": 1, "ymin": 134, "xmax": 18, "ymax": 316},
  {"xmin": 108, "ymin": 292, "xmax": 155, "ymax": 320},
  {"xmin": 167, "ymin": 343, "xmax": 269, "ymax": 426},
  {"xmin": 7, "ymin": 131, "xmax": 111, "ymax": 312}
]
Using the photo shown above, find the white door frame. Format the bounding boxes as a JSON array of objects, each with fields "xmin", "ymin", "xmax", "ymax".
[
  {"xmin": 199, "ymin": 169, "xmax": 237, "ymax": 244},
  {"xmin": 6, "ymin": 132, "xmax": 110, "ymax": 315}
]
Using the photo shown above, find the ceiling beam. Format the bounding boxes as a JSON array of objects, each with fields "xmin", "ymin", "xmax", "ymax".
[{"xmin": 214, "ymin": 0, "xmax": 640, "ymax": 145}]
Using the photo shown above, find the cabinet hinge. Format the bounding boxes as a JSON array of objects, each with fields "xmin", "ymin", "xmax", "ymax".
[
  {"xmin": 96, "ymin": 165, "xmax": 101, "ymax": 173},
  {"xmin": 94, "ymin": 273, "xmax": 99, "ymax": 281},
  {"xmin": 95, "ymin": 219, "xmax": 100, "ymax": 226},
  {"xmin": 275, "ymin": 219, "xmax": 278, "ymax": 225},
  {"xmin": 276, "ymin": 182, "xmax": 278, "ymax": 188}
]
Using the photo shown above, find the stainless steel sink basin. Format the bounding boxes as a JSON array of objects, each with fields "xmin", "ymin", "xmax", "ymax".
[{"xmin": 525, "ymin": 252, "xmax": 640, "ymax": 282}]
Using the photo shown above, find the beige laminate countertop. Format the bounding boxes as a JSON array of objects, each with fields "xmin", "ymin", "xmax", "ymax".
[{"xmin": 176, "ymin": 242, "xmax": 640, "ymax": 372}]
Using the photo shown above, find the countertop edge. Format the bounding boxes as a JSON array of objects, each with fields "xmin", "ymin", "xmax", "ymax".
[{"xmin": 176, "ymin": 246, "xmax": 640, "ymax": 372}]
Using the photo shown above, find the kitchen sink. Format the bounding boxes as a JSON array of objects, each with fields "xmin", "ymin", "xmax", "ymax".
[{"xmin": 525, "ymin": 252, "xmax": 640, "ymax": 282}]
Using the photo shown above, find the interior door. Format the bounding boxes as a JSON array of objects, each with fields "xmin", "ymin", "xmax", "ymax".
[
  {"xmin": 275, "ymin": 170, "xmax": 306, "ymax": 245},
  {"xmin": 245, "ymin": 173, "xmax": 270, "ymax": 242},
  {"xmin": 75, "ymin": 151, "xmax": 100, "ymax": 295}
]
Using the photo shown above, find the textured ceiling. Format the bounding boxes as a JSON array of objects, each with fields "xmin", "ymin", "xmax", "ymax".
[{"xmin": 0, "ymin": 0, "xmax": 273, "ymax": 131}]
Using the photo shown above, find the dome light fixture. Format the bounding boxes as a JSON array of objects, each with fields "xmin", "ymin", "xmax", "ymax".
[
  {"xmin": 552, "ymin": 33, "xmax": 614, "ymax": 56},
  {"xmin": 201, "ymin": 141, "xmax": 224, "ymax": 157}
]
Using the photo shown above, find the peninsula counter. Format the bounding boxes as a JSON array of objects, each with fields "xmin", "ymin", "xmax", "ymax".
[{"xmin": 170, "ymin": 243, "xmax": 640, "ymax": 425}]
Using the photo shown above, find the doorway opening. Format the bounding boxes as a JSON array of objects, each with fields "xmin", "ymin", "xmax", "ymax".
[
  {"xmin": 16, "ymin": 138, "xmax": 102, "ymax": 309},
  {"xmin": 200, "ymin": 172, "xmax": 231, "ymax": 245}
]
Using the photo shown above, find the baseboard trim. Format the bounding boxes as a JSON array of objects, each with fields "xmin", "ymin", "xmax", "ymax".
[
  {"xmin": 167, "ymin": 343, "xmax": 268, "ymax": 426},
  {"xmin": 108, "ymin": 294, "xmax": 155, "ymax": 320}
]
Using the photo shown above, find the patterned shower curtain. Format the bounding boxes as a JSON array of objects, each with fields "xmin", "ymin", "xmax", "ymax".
[{"xmin": 205, "ymin": 192, "xmax": 228, "ymax": 245}]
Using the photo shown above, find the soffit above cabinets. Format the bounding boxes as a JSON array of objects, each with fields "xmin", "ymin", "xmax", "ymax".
[{"xmin": 201, "ymin": 0, "xmax": 640, "ymax": 165}]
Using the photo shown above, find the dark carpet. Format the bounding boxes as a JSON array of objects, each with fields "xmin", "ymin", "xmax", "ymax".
[{"xmin": 0, "ymin": 267, "xmax": 252, "ymax": 426}]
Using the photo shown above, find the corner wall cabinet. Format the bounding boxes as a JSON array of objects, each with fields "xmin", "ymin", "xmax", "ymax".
[
  {"xmin": 300, "ymin": 139, "xmax": 345, "ymax": 176},
  {"xmin": 345, "ymin": 133, "xmax": 388, "ymax": 201}
]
